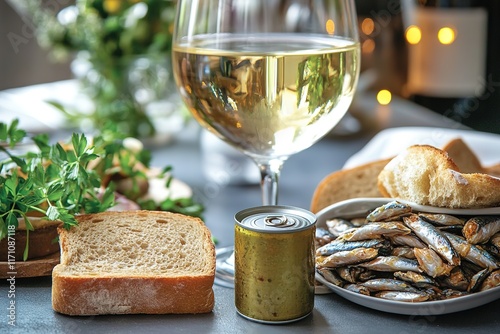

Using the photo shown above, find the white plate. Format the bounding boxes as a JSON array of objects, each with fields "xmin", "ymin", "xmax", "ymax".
[
  {"xmin": 315, "ymin": 198, "xmax": 500, "ymax": 315},
  {"xmin": 315, "ymin": 272, "xmax": 500, "ymax": 316},
  {"xmin": 344, "ymin": 127, "xmax": 500, "ymax": 169}
]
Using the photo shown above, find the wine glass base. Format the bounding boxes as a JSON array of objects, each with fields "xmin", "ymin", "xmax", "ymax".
[{"xmin": 214, "ymin": 246, "xmax": 235, "ymax": 288}]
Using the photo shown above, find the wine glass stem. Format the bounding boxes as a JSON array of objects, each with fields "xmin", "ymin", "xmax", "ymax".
[{"xmin": 257, "ymin": 159, "xmax": 285, "ymax": 205}]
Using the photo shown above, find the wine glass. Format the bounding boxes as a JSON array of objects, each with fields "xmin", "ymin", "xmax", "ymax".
[{"xmin": 172, "ymin": 0, "xmax": 360, "ymax": 287}]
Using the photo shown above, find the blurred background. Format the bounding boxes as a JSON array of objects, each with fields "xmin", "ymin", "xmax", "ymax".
[
  {"xmin": 1, "ymin": 0, "xmax": 499, "ymax": 134},
  {"xmin": 0, "ymin": 0, "xmax": 72, "ymax": 89}
]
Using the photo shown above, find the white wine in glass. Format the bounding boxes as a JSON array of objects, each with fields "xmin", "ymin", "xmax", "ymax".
[{"xmin": 172, "ymin": 0, "xmax": 360, "ymax": 287}]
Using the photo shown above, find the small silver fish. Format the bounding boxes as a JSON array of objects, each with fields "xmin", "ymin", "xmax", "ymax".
[
  {"xmin": 418, "ymin": 213, "xmax": 465, "ymax": 226},
  {"xmin": 463, "ymin": 216, "xmax": 500, "ymax": 245},
  {"xmin": 374, "ymin": 290, "xmax": 430, "ymax": 302},
  {"xmin": 391, "ymin": 247, "xmax": 417, "ymax": 259},
  {"xmin": 436, "ymin": 225, "xmax": 465, "ymax": 234},
  {"xmin": 444, "ymin": 232, "xmax": 499, "ymax": 270},
  {"xmin": 360, "ymin": 278, "xmax": 418, "ymax": 293},
  {"xmin": 403, "ymin": 215, "xmax": 460, "ymax": 266},
  {"xmin": 390, "ymin": 233, "xmax": 427, "ymax": 249},
  {"xmin": 358, "ymin": 270, "xmax": 378, "ymax": 282},
  {"xmin": 338, "ymin": 222, "xmax": 411, "ymax": 241},
  {"xmin": 393, "ymin": 271, "xmax": 437, "ymax": 288},
  {"xmin": 414, "ymin": 247, "xmax": 454, "ymax": 278},
  {"xmin": 316, "ymin": 238, "xmax": 390, "ymax": 256},
  {"xmin": 315, "ymin": 227, "xmax": 335, "ymax": 246},
  {"xmin": 344, "ymin": 284, "xmax": 371, "ymax": 295},
  {"xmin": 326, "ymin": 218, "xmax": 356, "ymax": 237},
  {"xmin": 480, "ymin": 269, "xmax": 500, "ymax": 291},
  {"xmin": 461, "ymin": 260, "xmax": 483, "ymax": 278},
  {"xmin": 350, "ymin": 217, "xmax": 369, "ymax": 227},
  {"xmin": 440, "ymin": 267, "xmax": 469, "ymax": 291},
  {"xmin": 317, "ymin": 247, "xmax": 379, "ymax": 268},
  {"xmin": 467, "ymin": 268, "xmax": 491, "ymax": 292},
  {"xmin": 367, "ymin": 201, "xmax": 412, "ymax": 222},
  {"xmin": 316, "ymin": 268, "xmax": 344, "ymax": 287},
  {"xmin": 440, "ymin": 289, "xmax": 469, "ymax": 300},
  {"xmin": 336, "ymin": 267, "xmax": 366, "ymax": 284},
  {"xmin": 358, "ymin": 256, "xmax": 422, "ymax": 273}
]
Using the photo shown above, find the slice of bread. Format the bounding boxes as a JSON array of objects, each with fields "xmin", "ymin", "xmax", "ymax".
[
  {"xmin": 441, "ymin": 138, "xmax": 484, "ymax": 174},
  {"xmin": 484, "ymin": 163, "xmax": 500, "ymax": 177},
  {"xmin": 52, "ymin": 211, "xmax": 215, "ymax": 315},
  {"xmin": 377, "ymin": 145, "xmax": 500, "ymax": 208},
  {"xmin": 310, "ymin": 158, "xmax": 392, "ymax": 213}
]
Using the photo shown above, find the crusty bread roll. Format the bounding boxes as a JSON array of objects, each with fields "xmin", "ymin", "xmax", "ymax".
[
  {"xmin": 52, "ymin": 211, "xmax": 215, "ymax": 315},
  {"xmin": 310, "ymin": 158, "xmax": 392, "ymax": 213},
  {"xmin": 377, "ymin": 145, "xmax": 500, "ymax": 208}
]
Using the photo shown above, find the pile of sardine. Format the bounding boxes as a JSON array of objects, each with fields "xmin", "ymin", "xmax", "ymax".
[{"xmin": 315, "ymin": 201, "xmax": 500, "ymax": 302}]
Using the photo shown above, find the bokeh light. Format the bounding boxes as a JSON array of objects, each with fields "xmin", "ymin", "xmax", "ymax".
[
  {"xmin": 405, "ymin": 25, "xmax": 422, "ymax": 45},
  {"xmin": 377, "ymin": 89, "xmax": 392, "ymax": 105},
  {"xmin": 361, "ymin": 18, "xmax": 375, "ymax": 35},
  {"xmin": 362, "ymin": 39, "xmax": 375, "ymax": 53},
  {"xmin": 438, "ymin": 27, "xmax": 456, "ymax": 45},
  {"xmin": 326, "ymin": 19, "xmax": 335, "ymax": 35}
]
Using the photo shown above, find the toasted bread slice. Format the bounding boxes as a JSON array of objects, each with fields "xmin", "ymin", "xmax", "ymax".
[
  {"xmin": 310, "ymin": 158, "xmax": 391, "ymax": 213},
  {"xmin": 442, "ymin": 138, "xmax": 484, "ymax": 174},
  {"xmin": 484, "ymin": 163, "xmax": 500, "ymax": 177}
]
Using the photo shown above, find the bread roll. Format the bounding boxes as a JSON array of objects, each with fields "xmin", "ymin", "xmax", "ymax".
[
  {"xmin": 52, "ymin": 211, "xmax": 215, "ymax": 315},
  {"xmin": 377, "ymin": 145, "xmax": 500, "ymax": 208}
]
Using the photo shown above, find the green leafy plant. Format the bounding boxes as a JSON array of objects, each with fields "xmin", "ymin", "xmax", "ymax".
[{"xmin": 0, "ymin": 120, "xmax": 203, "ymax": 260}]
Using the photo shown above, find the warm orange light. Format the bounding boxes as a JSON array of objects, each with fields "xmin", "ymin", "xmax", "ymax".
[
  {"xmin": 438, "ymin": 27, "xmax": 456, "ymax": 44},
  {"xmin": 361, "ymin": 18, "xmax": 375, "ymax": 35},
  {"xmin": 405, "ymin": 25, "xmax": 422, "ymax": 45},
  {"xmin": 362, "ymin": 39, "xmax": 375, "ymax": 54},
  {"xmin": 326, "ymin": 19, "xmax": 335, "ymax": 35},
  {"xmin": 377, "ymin": 90, "xmax": 392, "ymax": 105}
]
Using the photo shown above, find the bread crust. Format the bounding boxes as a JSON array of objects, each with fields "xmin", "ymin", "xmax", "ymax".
[
  {"xmin": 310, "ymin": 158, "xmax": 391, "ymax": 213},
  {"xmin": 52, "ymin": 267, "xmax": 215, "ymax": 315},
  {"xmin": 51, "ymin": 210, "xmax": 215, "ymax": 315},
  {"xmin": 441, "ymin": 138, "xmax": 483, "ymax": 174},
  {"xmin": 484, "ymin": 163, "xmax": 500, "ymax": 177},
  {"xmin": 377, "ymin": 145, "xmax": 500, "ymax": 208}
]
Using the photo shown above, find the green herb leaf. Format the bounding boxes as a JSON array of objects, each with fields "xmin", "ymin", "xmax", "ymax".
[
  {"xmin": 1, "ymin": 119, "xmax": 204, "ymax": 260},
  {"xmin": 46, "ymin": 206, "xmax": 60, "ymax": 221}
]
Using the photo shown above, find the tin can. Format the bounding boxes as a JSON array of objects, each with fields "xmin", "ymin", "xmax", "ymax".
[{"xmin": 234, "ymin": 205, "xmax": 316, "ymax": 324}]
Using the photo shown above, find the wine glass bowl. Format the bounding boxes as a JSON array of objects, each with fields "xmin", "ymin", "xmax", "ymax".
[
  {"xmin": 172, "ymin": 0, "xmax": 360, "ymax": 287},
  {"xmin": 174, "ymin": 35, "xmax": 359, "ymax": 161}
]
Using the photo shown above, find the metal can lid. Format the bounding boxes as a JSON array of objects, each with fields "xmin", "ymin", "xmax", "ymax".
[{"xmin": 235, "ymin": 205, "xmax": 316, "ymax": 233}]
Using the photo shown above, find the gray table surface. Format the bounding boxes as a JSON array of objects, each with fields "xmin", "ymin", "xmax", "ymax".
[{"xmin": 2, "ymin": 92, "xmax": 499, "ymax": 333}]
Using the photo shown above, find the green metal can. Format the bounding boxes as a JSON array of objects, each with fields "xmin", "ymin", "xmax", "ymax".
[{"xmin": 234, "ymin": 205, "xmax": 316, "ymax": 324}]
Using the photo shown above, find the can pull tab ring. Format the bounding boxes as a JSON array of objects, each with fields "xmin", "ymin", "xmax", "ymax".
[{"xmin": 265, "ymin": 215, "xmax": 294, "ymax": 228}]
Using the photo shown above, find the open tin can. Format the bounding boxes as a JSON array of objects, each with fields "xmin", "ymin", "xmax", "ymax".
[{"xmin": 234, "ymin": 205, "xmax": 316, "ymax": 324}]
